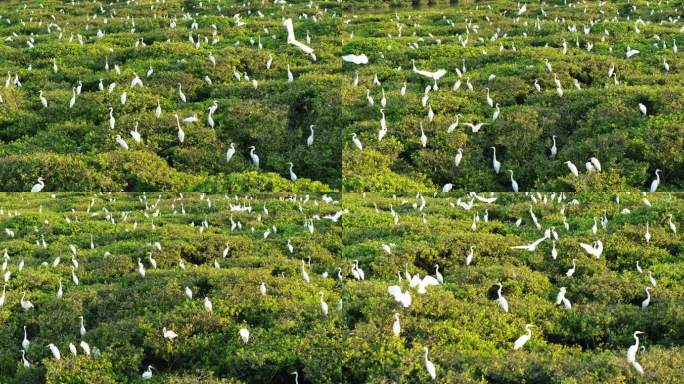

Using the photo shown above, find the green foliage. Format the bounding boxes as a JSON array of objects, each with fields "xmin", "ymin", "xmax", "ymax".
[
  {"xmin": 341, "ymin": 2, "xmax": 684, "ymax": 191},
  {"xmin": 0, "ymin": 192, "xmax": 682, "ymax": 383},
  {"xmin": 0, "ymin": 0, "xmax": 342, "ymax": 192}
]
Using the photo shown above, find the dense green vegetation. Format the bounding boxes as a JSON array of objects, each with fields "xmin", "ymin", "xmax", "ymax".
[
  {"xmin": 341, "ymin": 1, "xmax": 684, "ymax": 191},
  {"xmin": 0, "ymin": 192, "xmax": 682, "ymax": 383},
  {"xmin": 0, "ymin": 193, "xmax": 343, "ymax": 383},
  {"xmin": 0, "ymin": 0, "xmax": 342, "ymax": 191},
  {"xmin": 341, "ymin": 192, "xmax": 683, "ymax": 383}
]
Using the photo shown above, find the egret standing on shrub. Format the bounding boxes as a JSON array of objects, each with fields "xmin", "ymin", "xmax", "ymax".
[
  {"xmin": 239, "ymin": 328, "xmax": 250, "ymax": 344},
  {"xmin": 163, "ymin": 327, "xmax": 178, "ymax": 341},
  {"xmin": 226, "ymin": 143, "xmax": 236, "ymax": 163},
  {"xmin": 496, "ymin": 282, "xmax": 509, "ymax": 312},
  {"xmin": 248, "ymin": 146, "xmax": 259, "ymax": 168},
  {"xmin": 513, "ymin": 324, "xmax": 533, "ymax": 350},
  {"xmin": 627, "ymin": 331, "xmax": 645, "ymax": 375},
  {"xmin": 47, "ymin": 343, "xmax": 61, "ymax": 360},
  {"xmin": 650, "ymin": 169, "xmax": 661, "ymax": 192},
  {"xmin": 319, "ymin": 291, "xmax": 328, "ymax": 316},
  {"xmin": 30, "ymin": 177, "xmax": 45, "ymax": 192},
  {"xmin": 142, "ymin": 365, "xmax": 153, "ymax": 380},
  {"xmin": 423, "ymin": 346, "xmax": 436, "ymax": 380},
  {"xmin": 392, "ymin": 313, "xmax": 401, "ymax": 337}
]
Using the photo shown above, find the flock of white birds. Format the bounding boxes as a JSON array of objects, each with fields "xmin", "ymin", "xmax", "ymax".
[
  {"xmin": 1, "ymin": 0, "xmax": 342, "ymax": 190},
  {"xmin": 0, "ymin": 192, "xmax": 344, "ymax": 381},
  {"xmin": 340, "ymin": 1, "xmax": 681, "ymax": 190},
  {"xmin": 1, "ymin": 191, "xmax": 680, "ymax": 381},
  {"xmin": 0, "ymin": 0, "xmax": 683, "ymax": 382},
  {"xmin": 355, "ymin": 191, "xmax": 678, "ymax": 380}
]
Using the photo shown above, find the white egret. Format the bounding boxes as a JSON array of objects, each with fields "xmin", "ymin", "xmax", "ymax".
[
  {"xmin": 39, "ymin": 90, "xmax": 48, "ymax": 108},
  {"xmin": 185, "ymin": 286, "xmax": 193, "ymax": 299},
  {"xmin": 301, "ymin": 260, "xmax": 310, "ymax": 283},
  {"xmin": 69, "ymin": 87, "xmax": 76, "ymax": 108},
  {"xmin": 319, "ymin": 291, "xmax": 329, "ymax": 316},
  {"xmin": 513, "ymin": 324, "xmax": 533, "ymax": 350},
  {"xmin": 648, "ymin": 271, "xmax": 657, "ymax": 287},
  {"xmin": 352, "ymin": 133, "xmax": 363, "ymax": 151},
  {"xmin": 137, "ymin": 258, "xmax": 145, "ymax": 278},
  {"xmin": 641, "ymin": 287, "xmax": 651, "ymax": 309},
  {"xmin": 287, "ymin": 162, "xmax": 297, "ymax": 181},
  {"xmin": 412, "ymin": 59, "xmax": 446, "ymax": 81},
  {"xmin": 31, "ymin": 177, "xmax": 45, "ymax": 192},
  {"xmin": 22, "ymin": 326, "xmax": 30, "ymax": 350},
  {"xmin": 178, "ymin": 83, "xmax": 186, "ymax": 103},
  {"xmin": 116, "ymin": 135, "xmax": 129, "ymax": 150},
  {"xmin": 204, "ymin": 296, "xmax": 213, "ymax": 312},
  {"xmin": 509, "ymin": 170, "xmax": 518, "ymax": 192},
  {"xmin": 79, "ymin": 315, "xmax": 86, "ymax": 337},
  {"xmin": 342, "ymin": 54, "xmax": 368, "ymax": 65},
  {"xmin": 21, "ymin": 349, "xmax": 30, "ymax": 368},
  {"xmin": 626, "ymin": 331, "xmax": 645, "ymax": 375},
  {"xmin": 249, "ymin": 146, "xmax": 260, "ymax": 168},
  {"xmin": 454, "ymin": 148, "xmax": 463, "ymax": 167},
  {"xmin": 434, "ymin": 264, "xmax": 443, "ymax": 284},
  {"xmin": 550, "ymin": 135, "xmax": 557, "ymax": 157},
  {"xmin": 388, "ymin": 285, "xmax": 412, "ymax": 307},
  {"xmin": 130, "ymin": 122, "xmax": 141, "ymax": 143},
  {"xmin": 239, "ymin": 328, "xmax": 250, "ymax": 344},
  {"xmin": 423, "ymin": 347, "xmax": 436, "ymax": 380},
  {"xmin": 496, "ymin": 282, "xmax": 509, "ymax": 313},
  {"xmin": 464, "ymin": 122, "xmax": 487, "ymax": 133},
  {"xmin": 142, "ymin": 365, "xmax": 153, "ymax": 380},
  {"xmin": 555, "ymin": 287, "xmax": 571, "ymax": 309},
  {"xmin": 174, "ymin": 114, "xmax": 185, "ymax": 143},
  {"xmin": 162, "ymin": 327, "xmax": 178, "ymax": 341},
  {"xmin": 20, "ymin": 292, "xmax": 34, "ymax": 311},
  {"xmin": 491, "ymin": 147, "xmax": 501, "ymax": 174},
  {"xmin": 492, "ymin": 103, "xmax": 500, "ymax": 121},
  {"xmin": 465, "ymin": 246, "xmax": 475, "ymax": 266},
  {"xmin": 650, "ymin": 169, "xmax": 661, "ymax": 192},
  {"xmin": 626, "ymin": 46, "xmax": 640, "ymax": 58},
  {"xmin": 420, "ymin": 123, "xmax": 427, "ymax": 148},
  {"xmin": 109, "ymin": 108, "xmax": 116, "ymax": 129},
  {"xmin": 578, "ymin": 240, "xmax": 603, "ymax": 258},
  {"xmin": 47, "ymin": 343, "xmax": 61, "ymax": 360},
  {"xmin": 392, "ymin": 313, "xmax": 401, "ymax": 337},
  {"xmin": 0, "ymin": 283, "xmax": 6, "ymax": 307},
  {"xmin": 283, "ymin": 19, "xmax": 314, "ymax": 56},
  {"xmin": 80, "ymin": 340, "xmax": 91, "ymax": 356},
  {"xmin": 225, "ymin": 142, "xmax": 237, "ymax": 164},
  {"xmin": 307, "ymin": 125, "xmax": 315, "ymax": 147},
  {"xmin": 287, "ymin": 64, "xmax": 294, "ymax": 82},
  {"xmin": 566, "ymin": 259, "xmax": 577, "ymax": 277},
  {"xmin": 565, "ymin": 161, "xmax": 579, "ymax": 177},
  {"xmin": 638, "ymin": 103, "xmax": 647, "ymax": 116},
  {"xmin": 447, "ymin": 114, "xmax": 461, "ymax": 133}
]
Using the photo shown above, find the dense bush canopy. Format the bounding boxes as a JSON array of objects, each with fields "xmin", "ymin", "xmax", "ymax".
[
  {"xmin": 0, "ymin": 0, "xmax": 342, "ymax": 191},
  {"xmin": 0, "ymin": 192, "xmax": 682, "ymax": 383},
  {"xmin": 341, "ymin": 1, "xmax": 684, "ymax": 191}
]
